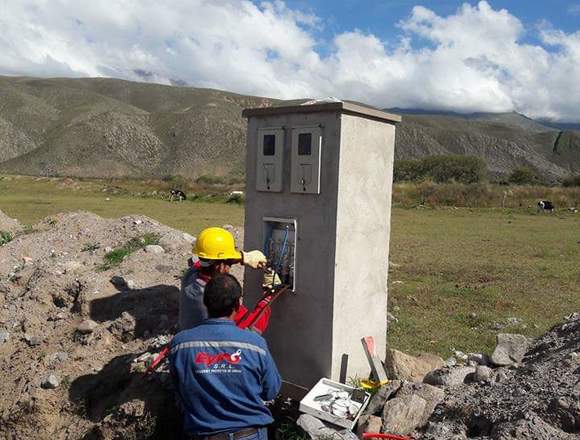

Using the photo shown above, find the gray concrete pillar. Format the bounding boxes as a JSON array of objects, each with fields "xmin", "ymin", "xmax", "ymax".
[{"xmin": 242, "ymin": 102, "xmax": 400, "ymax": 388}]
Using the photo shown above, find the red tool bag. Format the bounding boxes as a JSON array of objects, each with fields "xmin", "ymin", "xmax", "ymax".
[
  {"xmin": 235, "ymin": 284, "xmax": 288, "ymax": 332},
  {"xmin": 363, "ymin": 433, "xmax": 411, "ymax": 440},
  {"xmin": 234, "ymin": 296, "xmax": 272, "ymax": 333}
]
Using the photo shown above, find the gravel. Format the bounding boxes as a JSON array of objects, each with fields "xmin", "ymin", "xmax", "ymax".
[{"xmin": 418, "ymin": 314, "xmax": 580, "ymax": 439}]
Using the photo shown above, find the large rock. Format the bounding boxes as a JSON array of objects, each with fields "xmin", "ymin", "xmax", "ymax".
[
  {"xmin": 356, "ymin": 415, "xmax": 382, "ymax": 437},
  {"xmin": 474, "ymin": 365, "xmax": 493, "ymax": 382},
  {"xmin": 384, "ymin": 349, "xmax": 444, "ymax": 382},
  {"xmin": 395, "ymin": 382, "xmax": 445, "ymax": 427},
  {"xmin": 77, "ymin": 319, "xmax": 98, "ymax": 334},
  {"xmin": 382, "ymin": 394, "xmax": 427, "ymax": 435},
  {"xmin": 296, "ymin": 414, "xmax": 358, "ymax": 440},
  {"xmin": 144, "ymin": 244, "xmax": 165, "ymax": 254},
  {"xmin": 109, "ymin": 311, "xmax": 137, "ymax": 341},
  {"xmin": 467, "ymin": 352, "xmax": 490, "ymax": 366},
  {"xmin": 423, "ymin": 366, "xmax": 476, "ymax": 386},
  {"xmin": 363, "ymin": 380, "xmax": 402, "ymax": 416},
  {"xmin": 490, "ymin": 333, "xmax": 530, "ymax": 366},
  {"xmin": 109, "ymin": 276, "xmax": 135, "ymax": 291},
  {"xmin": 41, "ymin": 374, "xmax": 60, "ymax": 389}
]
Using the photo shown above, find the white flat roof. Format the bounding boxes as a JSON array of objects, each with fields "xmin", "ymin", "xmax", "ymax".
[{"xmin": 242, "ymin": 101, "xmax": 401, "ymax": 124}]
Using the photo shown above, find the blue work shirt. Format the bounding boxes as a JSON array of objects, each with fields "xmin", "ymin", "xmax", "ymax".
[{"xmin": 169, "ymin": 319, "xmax": 282, "ymax": 435}]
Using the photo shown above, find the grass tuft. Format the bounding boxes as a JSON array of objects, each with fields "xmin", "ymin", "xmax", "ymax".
[
  {"xmin": 99, "ymin": 233, "xmax": 161, "ymax": 271},
  {"xmin": 0, "ymin": 231, "xmax": 13, "ymax": 246}
]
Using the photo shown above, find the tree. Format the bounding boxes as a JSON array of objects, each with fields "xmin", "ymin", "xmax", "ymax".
[
  {"xmin": 508, "ymin": 167, "xmax": 542, "ymax": 185},
  {"xmin": 562, "ymin": 175, "xmax": 580, "ymax": 187},
  {"xmin": 393, "ymin": 155, "xmax": 487, "ymax": 184}
]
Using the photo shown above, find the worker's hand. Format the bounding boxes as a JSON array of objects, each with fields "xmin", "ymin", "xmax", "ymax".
[
  {"xmin": 263, "ymin": 270, "xmax": 282, "ymax": 287},
  {"xmin": 242, "ymin": 250, "xmax": 267, "ymax": 269}
]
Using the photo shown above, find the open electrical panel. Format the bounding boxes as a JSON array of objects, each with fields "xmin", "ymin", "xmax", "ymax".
[{"xmin": 263, "ymin": 217, "xmax": 296, "ymax": 292}]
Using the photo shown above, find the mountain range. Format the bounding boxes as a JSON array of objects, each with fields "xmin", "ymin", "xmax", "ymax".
[{"xmin": 0, "ymin": 76, "xmax": 578, "ymax": 181}]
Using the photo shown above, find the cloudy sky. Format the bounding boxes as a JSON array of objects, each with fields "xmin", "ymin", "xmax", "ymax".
[{"xmin": 1, "ymin": 0, "xmax": 579, "ymax": 121}]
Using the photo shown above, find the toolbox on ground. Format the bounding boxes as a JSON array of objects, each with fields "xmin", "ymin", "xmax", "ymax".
[{"xmin": 299, "ymin": 378, "xmax": 371, "ymax": 429}]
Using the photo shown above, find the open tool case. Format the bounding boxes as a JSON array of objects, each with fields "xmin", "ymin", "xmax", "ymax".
[{"xmin": 299, "ymin": 378, "xmax": 371, "ymax": 429}]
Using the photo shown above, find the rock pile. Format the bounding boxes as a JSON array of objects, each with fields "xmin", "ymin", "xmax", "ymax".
[
  {"xmin": 419, "ymin": 314, "xmax": 580, "ymax": 439},
  {"xmin": 353, "ymin": 317, "xmax": 578, "ymax": 440}
]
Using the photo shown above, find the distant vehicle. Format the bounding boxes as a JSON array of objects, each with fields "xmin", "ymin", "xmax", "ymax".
[
  {"xmin": 169, "ymin": 189, "xmax": 187, "ymax": 201},
  {"xmin": 537, "ymin": 200, "xmax": 554, "ymax": 213}
]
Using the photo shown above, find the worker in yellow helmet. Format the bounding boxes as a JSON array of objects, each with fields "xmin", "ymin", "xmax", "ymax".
[{"xmin": 179, "ymin": 227, "xmax": 268, "ymax": 331}]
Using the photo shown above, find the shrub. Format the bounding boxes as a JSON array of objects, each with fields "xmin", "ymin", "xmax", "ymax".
[
  {"xmin": 99, "ymin": 233, "xmax": 161, "ymax": 271},
  {"xmin": 562, "ymin": 175, "xmax": 580, "ymax": 187},
  {"xmin": 392, "ymin": 182, "xmax": 580, "ymax": 208},
  {"xmin": 509, "ymin": 167, "xmax": 543, "ymax": 185},
  {"xmin": 0, "ymin": 231, "xmax": 13, "ymax": 246},
  {"xmin": 393, "ymin": 160, "xmax": 424, "ymax": 182},
  {"xmin": 425, "ymin": 155, "xmax": 487, "ymax": 184},
  {"xmin": 394, "ymin": 155, "xmax": 487, "ymax": 184},
  {"xmin": 196, "ymin": 175, "xmax": 228, "ymax": 185},
  {"xmin": 125, "ymin": 232, "xmax": 161, "ymax": 251},
  {"xmin": 102, "ymin": 248, "xmax": 131, "ymax": 269}
]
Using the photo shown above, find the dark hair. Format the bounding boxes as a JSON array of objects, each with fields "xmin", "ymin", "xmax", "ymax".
[{"xmin": 204, "ymin": 274, "xmax": 242, "ymax": 318}]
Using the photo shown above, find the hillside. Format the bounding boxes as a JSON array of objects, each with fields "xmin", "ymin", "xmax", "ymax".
[
  {"xmin": 394, "ymin": 112, "xmax": 580, "ymax": 180},
  {"xmin": 0, "ymin": 76, "xmax": 276, "ymax": 179},
  {"xmin": 0, "ymin": 76, "xmax": 579, "ymax": 180}
]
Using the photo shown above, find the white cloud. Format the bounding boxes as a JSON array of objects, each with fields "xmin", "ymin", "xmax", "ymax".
[{"xmin": 0, "ymin": 0, "xmax": 579, "ymax": 121}]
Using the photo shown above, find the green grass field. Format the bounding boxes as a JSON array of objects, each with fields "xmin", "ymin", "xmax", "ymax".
[
  {"xmin": 0, "ymin": 175, "xmax": 244, "ymax": 234},
  {"xmin": 1, "ymin": 175, "xmax": 579, "ymax": 358},
  {"xmin": 388, "ymin": 207, "xmax": 580, "ymax": 356}
]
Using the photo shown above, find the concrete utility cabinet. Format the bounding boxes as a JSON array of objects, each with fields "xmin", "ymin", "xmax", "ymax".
[{"xmin": 242, "ymin": 101, "xmax": 401, "ymax": 387}]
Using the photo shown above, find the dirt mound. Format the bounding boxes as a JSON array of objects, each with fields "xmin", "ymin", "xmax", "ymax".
[
  {"xmin": 0, "ymin": 209, "xmax": 20, "ymax": 233},
  {"xmin": 0, "ymin": 211, "xmax": 214, "ymax": 439},
  {"xmin": 421, "ymin": 313, "xmax": 580, "ymax": 439}
]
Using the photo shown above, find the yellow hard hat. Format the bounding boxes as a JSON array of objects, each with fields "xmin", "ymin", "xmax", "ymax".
[{"xmin": 195, "ymin": 227, "xmax": 242, "ymax": 260}]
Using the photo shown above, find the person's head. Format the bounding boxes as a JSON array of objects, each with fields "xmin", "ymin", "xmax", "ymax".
[
  {"xmin": 194, "ymin": 227, "xmax": 241, "ymax": 274},
  {"xmin": 203, "ymin": 273, "xmax": 243, "ymax": 319}
]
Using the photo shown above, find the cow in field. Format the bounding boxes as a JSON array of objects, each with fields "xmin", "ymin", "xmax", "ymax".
[
  {"xmin": 537, "ymin": 200, "xmax": 554, "ymax": 213},
  {"xmin": 169, "ymin": 189, "xmax": 187, "ymax": 201}
]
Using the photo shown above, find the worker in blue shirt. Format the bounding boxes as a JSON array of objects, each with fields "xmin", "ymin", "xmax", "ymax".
[{"xmin": 170, "ymin": 273, "xmax": 282, "ymax": 440}]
